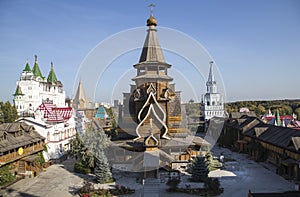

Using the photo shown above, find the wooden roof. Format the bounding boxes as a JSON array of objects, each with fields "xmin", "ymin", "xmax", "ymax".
[
  {"xmin": 0, "ymin": 122, "xmax": 45, "ymax": 153},
  {"xmin": 230, "ymin": 111, "xmax": 256, "ymax": 119},
  {"xmin": 244, "ymin": 123, "xmax": 300, "ymax": 153}
]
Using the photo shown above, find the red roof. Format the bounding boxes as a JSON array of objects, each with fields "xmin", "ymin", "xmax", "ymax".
[
  {"xmin": 265, "ymin": 115, "xmax": 294, "ymax": 121},
  {"xmin": 35, "ymin": 103, "xmax": 73, "ymax": 122}
]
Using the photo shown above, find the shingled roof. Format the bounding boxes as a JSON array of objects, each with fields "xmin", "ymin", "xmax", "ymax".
[
  {"xmin": 244, "ymin": 123, "xmax": 300, "ymax": 153},
  {"xmin": 0, "ymin": 122, "xmax": 45, "ymax": 153}
]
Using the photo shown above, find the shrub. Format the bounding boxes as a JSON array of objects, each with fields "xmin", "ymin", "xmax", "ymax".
[
  {"xmin": 0, "ymin": 165, "xmax": 16, "ymax": 186},
  {"xmin": 166, "ymin": 179, "xmax": 180, "ymax": 191},
  {"xmin": 74, "ymin": 162, "xmax": 91, "ymax": 174},
  {"xmin": 79, "ymin": 180, "xmax": 94, "ymax": 194}
]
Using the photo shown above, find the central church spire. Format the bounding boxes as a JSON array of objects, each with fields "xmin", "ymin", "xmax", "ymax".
[{"xmin": 139, "ymin": 6, "xmax": 166, "ymax": 63}]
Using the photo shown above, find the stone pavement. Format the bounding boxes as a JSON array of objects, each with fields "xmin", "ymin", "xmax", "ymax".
[
  {"xmin": 0, "ymin": 148, "xmax": 297, "ymax": 197},
  {"xmin": 0, "ymin": 159, "xmax": 85, "ymax": 197},
  {"xmin": 211, "ymin": 146, "xmax": 296, "ymax": 197}
]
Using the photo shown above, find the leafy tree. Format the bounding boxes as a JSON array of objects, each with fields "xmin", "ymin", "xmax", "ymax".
[
  {"xmin": 106, "ymin": 107, "xmax": 117, "ymax": 129},
  {"xmin": 0, "ymin": 165, "xmax": 16, "ymax": 186},
  {"xmin": 225, "ymin": 99, "xmax": 300, "ymax": 118},
  {"xmin": 191, "ymin": 155, "xmax": 209, "ymax": 182},
  {"xmin": 295, "ymin": 108, "xmax": 300, "ymax": 120},
  {"xmin": 255, "ymin": 105, "xmax": 266, "ymax": 115},
  {"xmin": 0, "ymin": 101, "xmax": 18, "ymax": 124}
]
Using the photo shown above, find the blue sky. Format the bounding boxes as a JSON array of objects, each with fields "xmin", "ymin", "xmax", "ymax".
[{"xmin": 0, "ymin": 0, "xmax": 299, "ymax": 103}]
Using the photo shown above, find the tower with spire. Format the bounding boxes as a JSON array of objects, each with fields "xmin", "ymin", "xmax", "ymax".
[
  {"xmin": 201, "ymin": 61, "xmax": 225, "ymax": 121},
  {"xmin": 119, "ymin": 6, "xmax": 184, "ymax": 140},
  {"xmin": 13, "ymin": 55, "xmax": 66, "ymax": 116}
]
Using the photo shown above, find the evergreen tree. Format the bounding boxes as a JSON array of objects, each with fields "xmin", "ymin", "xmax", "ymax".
[
  {"xmin": 69, "ymin": 124, "xmax": 112, "ymax": 178},
  {"xmin": 94, "ymin": 151, "xmax": 112, "ymax": 184},
  {"xmin": 191, "ymin": 155, "xmax": 209, "ymax": 182}
]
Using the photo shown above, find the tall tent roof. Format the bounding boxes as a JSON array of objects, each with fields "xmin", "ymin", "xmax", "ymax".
[
  {"xmin": 47, "ymin": 62, "xmax": 58, "ymax": 82},
  {"xmin": 23, "ymin": 59, "xmax": 31, "ymax": 72},
  {"xmin": 13, "ymin": 84, "xmax": 24, "ymax": 96},
  {"xmin": 139, "ymin": 14, "xmax": 166, "ymax": 63},
  {"xmin": 275, "ymin": 109, "xmax": 282, "ymax": 126},
  {"xmin": 32, "ymin": 55, "xmax": 43, "ymax": 78},
  {"xmin": 73, "ymin": 80, "xmax": 91, "ymax": 109},
  {"xmin": 207, "ymin": 61, "xmax": 215, "ymax": 83}
]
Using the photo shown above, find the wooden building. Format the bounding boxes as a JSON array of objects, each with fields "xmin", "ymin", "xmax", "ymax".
[
  {"xmin": 0, "ymin": 122, "xmax": 45, "ymax": 177},
  {"xmin": 221, "ymin": 115, "xmax": 300, "ymax": 181}
]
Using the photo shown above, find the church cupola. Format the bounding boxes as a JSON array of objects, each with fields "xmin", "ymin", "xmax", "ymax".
[
  {"xmin": 146, "ymin": 4, "xmax": 157, "ymax": 27},
  {"xmin": 139, "ymin": 4, "xmax": 165, "ymax": 63},
  {"xmin": 32, "ymin": 55, "xmax": 43, "ymax": 78},
  {"xmin": 47, "ymin": 62, "xmax": 58, "ymax": 83}
]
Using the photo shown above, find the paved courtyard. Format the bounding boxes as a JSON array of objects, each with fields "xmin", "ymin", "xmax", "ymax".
[{"xmin": 0, "ymin": 147, "xmax": 297, "ymax": 197}]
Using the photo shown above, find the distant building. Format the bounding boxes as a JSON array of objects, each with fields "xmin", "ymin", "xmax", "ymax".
[
  {"xmin": 72, "ymin": 81, "xmax": 94, "ymax": 133},
  {"xmin": 262, "ymin": 109, "xmax": 299, "ymax": 129},
  {"xmin": 201, "ymin": 61, "xmax": 225, "ymax": 121},
  {"xmin": 0, "ymin": 122, "xmax": 45, "ymax": 176},
  {"xmin": 94, "ymin": 105, "xmax": 112, "ymax": 131},
  {"xmin": 13, "ymin": 55, "xmax": 66, "ymax": 116},
  {"xmin": 72, "ymin": 81, "xmax": 92, "ymax": 110}
]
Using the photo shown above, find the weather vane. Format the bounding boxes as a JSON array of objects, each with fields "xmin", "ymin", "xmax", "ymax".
[{"xmin": 149, "ymin": 3, "xmax": 155, "ymax": 16}]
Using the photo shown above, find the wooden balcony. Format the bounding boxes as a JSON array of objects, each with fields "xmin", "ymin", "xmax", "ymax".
[{"xmin": 0, "ymin": 141, "xmax": 44, "ymax": 167}]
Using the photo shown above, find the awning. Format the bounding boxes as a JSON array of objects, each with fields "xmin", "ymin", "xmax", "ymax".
[{"xmin": 282, "ymin": 158, "xmax": 297, "ymax": 166}]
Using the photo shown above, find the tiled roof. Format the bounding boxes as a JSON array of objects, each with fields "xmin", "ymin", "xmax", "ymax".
[{"xmin": 35, "ymin": 103, "xmax": 73, "ymax": 123}]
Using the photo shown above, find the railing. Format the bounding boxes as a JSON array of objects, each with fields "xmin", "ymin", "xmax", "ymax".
[{"xmin": 0, "ymin": 144, "xmax": 44, "ymax": 166}]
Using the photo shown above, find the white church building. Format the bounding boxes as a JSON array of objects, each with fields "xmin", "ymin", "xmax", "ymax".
[
  {"xmin": 13, "ymin": 55, "xmax": 66, "ymax": 116},
  {"xmin": 14, "ymin": 55, "xmax": 76, "ymax": 160},
  {"xmin": 201, "ymin": 61, "xmax": 225, "ymax": 121}
]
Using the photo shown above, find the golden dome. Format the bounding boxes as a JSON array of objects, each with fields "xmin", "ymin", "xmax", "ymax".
[{"xmin": 147, "ymin": 15, "xmax": 157, "ymax": 26}]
